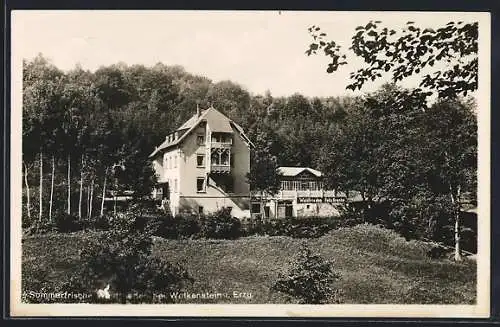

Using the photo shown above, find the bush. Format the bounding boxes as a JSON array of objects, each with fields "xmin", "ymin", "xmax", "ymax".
[
  {"xmin": 427, "ymin": 244, "xmax": 449, "ymax": 259},
  {"xmin": 272, "ymin": 243, "xmax": 342, "ymax": 304},
  {"xmin": 65, "ymin": 212, "xmax": 193, "ymax": 304},
  {"xmin": 152, "ymin": 214, "xmax": 201, "ymax": 239},
  {"xmin": 106, "ymin": 212, "xmax": 138, "ymax": 233},
  {"xmin": 337, "ymin": 204, "xmax": 367, "ymax": 226},
  {"xmin": 175, "ymin": 214, "xmax": 201, "ymax": 237},
  {"xmin": 88, "ymin": 214, "xmax": 112, "ymax": 231},
  {"xmin": 199, "ymin": 207, "xmax": 241, "ymax": 239},
  {"xmin": 25, "ymin": 220, "xmax": 57, "ymax": 235},
  {"xmin": 243, "ymin": 216, "xmax": 343, "ymax": 238},
  {"xmin": 54, "ymin": 213, "xmax": 83, "ymax": 233}
]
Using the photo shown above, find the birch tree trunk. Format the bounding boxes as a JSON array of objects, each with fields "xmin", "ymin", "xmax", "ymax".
[
  {"xmin": 24, "ymin": 162, "xmax": 31, "ymax": 219},
  {"xmin": 39, "ymin": 151, "xmax": 43, "ymax": 222},
  {"xmin": 100, "ymin": 168, "xmax": 108, "ymax": 216},
  {"xmin": 454, "ymin": 185, "xmax": 462, "ymax": 262},
  {"xmin": 450, "ymin": 185, "xmax": 462, "ymax": 261},
  {"xmin": 260, "ymin": 190, "xmax": 264, "ymax": 221},
  {"xmin": 87, "ymin": 184, "xmax": 91, "ymax": 219},
  {"xmin": 49, "ymin": 155, "xmax": 55, "ymax": 222},
  {"xmin": 78, "ymin": 155, "xmax": 84, "ymax": 219},
  {"xmin": 89, "ymin": 178, "xmax": 94, "ymax": 219},
  {"xmin": 67, "ymin": 154, "xmax": 71, "ymax": 215}
]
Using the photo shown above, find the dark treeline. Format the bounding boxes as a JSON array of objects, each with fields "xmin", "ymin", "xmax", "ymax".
[
  {"xmin": 22, "ymin": 54, "xmax": 476, "ymax": 259},
  {"xmin": 22, "ymin": 54, "xmax": 352, "ymax": 223}
]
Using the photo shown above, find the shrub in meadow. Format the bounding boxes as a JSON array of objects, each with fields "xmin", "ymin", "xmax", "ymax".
[
  {"xmin": 89, "ymin": 214, "xmax": 112, "ymax": 231},
  {"xmin": 25, "ymin": 220, "xmax": 57, "ymax": 235},
  {"xmin": 337, "ymin": 204, "xmax": 367, "ymax": 226},
  {"xmin": 199, "ymin": 207, "xmax": 242, "ymax": 239},
  {"xmin": 54, "ymin": 212, "xmax": 83, "ymax": 233},
  {"xmin": 242, "ymin": 217, "xmax": 340, "ymax": 239},
  {"xmin": 66, "ymin": 211, "xmax": 193, "ymax": 304},
  {"xmin": 175, "ymin": 214, "xmax": 201, "ymax": 238},
  {"xmin": 271, "ymin": 243, "xmax": 343, "ymax": 304}
]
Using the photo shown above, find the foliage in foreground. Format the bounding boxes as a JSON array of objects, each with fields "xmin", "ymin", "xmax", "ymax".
[
  {"xmin": 24, "ymin": 198, "xmax": 477, "ymax": 258},
  {"xmin": 22, "ymin": 223, "xmax": 476, "ymax": 304},
  {"xmin": 60, "ymin": 212, "xmax": 193, "ymax": 304},
  {"xmin": 272, "ymin": 243, "xmax": 343, "ymax": 304}
]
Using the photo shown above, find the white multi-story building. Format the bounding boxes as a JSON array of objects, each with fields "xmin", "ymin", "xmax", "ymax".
[{"xmin": 149, "ymin": 105, "xmax": 253, "ymax": 218}]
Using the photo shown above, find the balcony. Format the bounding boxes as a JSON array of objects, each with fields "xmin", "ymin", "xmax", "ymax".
[
  {"xmin": 210, "ymin": 164, "xmax": 231, "ymax": 174},
  {"xmin": 211, "ymin": 141, "xmax": 232, "ymax": 149}
]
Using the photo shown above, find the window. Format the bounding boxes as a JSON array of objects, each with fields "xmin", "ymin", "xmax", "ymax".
[
  {"xmin": 174, "ymin": 179, "xmax": 178, "ymax": 192},
  {"xmin": 221, "ymin": 151, "xmax": 229, "ymax": 165},
  {"xmin": 210, "ymin": 149, "xmax": 230, "ymax": 166},
  {"xmin": 211, "ymin": 151, "xmax": 220, "ymax": 165},
  {"xmin": 197, "ymin": 134, "xmax": 205, "ymax": 145},
  {"xmin": 281, "ymin": 181, "xmax": 293, "ymax": 191},
  {"xmin": 251, "ymin": 203, "xmax": 261, "ymax": 213},
  {"xmin": 306, "ymin": 204, "xmax": 310, "ymax": 209},
  {"xmin": 211, "ymin": 133, "xmax": 231, "ymax": 143},
  {"xmin": 197, "ymin": 154, "xmax": 205, "ymax": 167},
  {"xmin": 174, "ymin": 155, "xmax": 177, "ymax": 168},
  {"xmin": 198, "ymin": 206, "xmax": 204, "ymax": 214},
  {"xmin": 196, "ymin": 177, "xmax": 206, "ymax": 193},
  {"xmin": 211, "ymin": 133, "xmax": 221, "ymax": 143}
]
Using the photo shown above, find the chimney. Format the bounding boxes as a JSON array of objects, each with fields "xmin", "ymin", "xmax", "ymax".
[{"xmin": 196, "ymin": 103, "xmax": 201, "ymax": 117}]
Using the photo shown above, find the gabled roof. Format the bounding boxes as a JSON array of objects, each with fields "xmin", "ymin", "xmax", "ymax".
[
  {"xmin": 177, "ymin": 114, "xmax": 199, "ymax": 131},
  {"xmin": 277, "ymin": 167, "xmax": 323, "ymax": 178},
  {"xmin": 149, "ymin": 106, "xmax": 253, "ymax": 158},
  {"xmin": 201, "ymin": 107, "xmax": 234, "ymax": 133}
]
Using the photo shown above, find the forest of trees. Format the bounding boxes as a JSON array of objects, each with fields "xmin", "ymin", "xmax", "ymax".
[
  {"xmin": 22, "ymin": 52, "xmax": 477, "ymax": 259},
  {"xmin": 21, "ymin": 54, "xmax": 353, "ymax": 223}
]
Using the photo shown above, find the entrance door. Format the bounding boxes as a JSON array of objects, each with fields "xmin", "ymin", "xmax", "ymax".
[
  {"xmin": 285, "ymin": 203, "xmax": 293, "ymax": 218},
  {"xmin": 264, "ymin": 206, "xmax": 270, "ymax": 219},
  {"xmin": 162, "ymin": 183, "xmax": 170, "ymax": 199}
]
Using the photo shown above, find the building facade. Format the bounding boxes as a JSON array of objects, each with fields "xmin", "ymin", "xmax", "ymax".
[
  {"xmin": 251, "ymin": 167, "xmax": 347, "ymax": 219},
  {"xmin": 150, "ymin": 106, "xmax": 253, "ymax": 218}
]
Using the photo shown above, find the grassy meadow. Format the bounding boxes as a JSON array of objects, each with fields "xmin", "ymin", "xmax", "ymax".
[{"xmin": 22, "ymin": 224, "xmax": 476, "ymax": 304}]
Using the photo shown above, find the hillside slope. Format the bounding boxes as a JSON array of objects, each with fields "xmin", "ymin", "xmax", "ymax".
[{"xmin": 22, "ymin": 224, "xmax": 476, "ymax": 304}]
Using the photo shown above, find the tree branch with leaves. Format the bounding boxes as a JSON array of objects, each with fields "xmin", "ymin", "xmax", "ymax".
[{"xmin": 306, "ymin": 20, "xmax": 478, "ymax": 98}]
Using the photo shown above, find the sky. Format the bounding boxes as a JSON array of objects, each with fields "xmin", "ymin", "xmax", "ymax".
[{"xmin": 12, "ymin": 10, "xmax": 485, "ymax": 97}]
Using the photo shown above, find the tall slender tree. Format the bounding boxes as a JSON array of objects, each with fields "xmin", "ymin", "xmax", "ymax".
[{"xmin": 422, "ymin": 98, "xmax": 477, "ymax": 260}]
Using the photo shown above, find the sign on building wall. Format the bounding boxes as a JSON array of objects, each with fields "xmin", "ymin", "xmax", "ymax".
[{"xmin": 297, "ymin": 197, "xmax": 345, "ymax": 204}]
